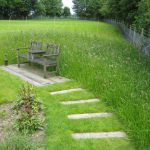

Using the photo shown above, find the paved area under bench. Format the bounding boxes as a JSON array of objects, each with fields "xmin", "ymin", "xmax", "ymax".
[{"xmin": 0, "ymin": 64, "xmax": 69, "ymax": 86}]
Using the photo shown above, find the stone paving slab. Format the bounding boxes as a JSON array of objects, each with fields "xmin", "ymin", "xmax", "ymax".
[
  {"xmin": 61, "ymin": 99, "xmax": 100, "ymax": 105},
  {"xmin": 0, "ymin": 64, "xmax": 69, "ymax": 86},
  {"xmin": 50, "ymin": 88, "xmax": 84, "ymax": 95},
  {"xmin": 72, "ymin": 131, "xmax": 126, "ymax": 139},
  {"xmin": 68, "ymin": 112, "xmax": 112, "ymax": 119}
]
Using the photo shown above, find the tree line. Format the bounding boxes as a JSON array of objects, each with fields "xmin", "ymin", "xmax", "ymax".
[
  {"xmin": 0, "ymin": 0, "xmax": 71, "ymax": 19},
  {"xmin": 0, "ymin": 0, "xmax": 149, "ymax": 32},
  {"xmin": 73, "ymin": 0, "xmax": 150, "ymax": 33}
]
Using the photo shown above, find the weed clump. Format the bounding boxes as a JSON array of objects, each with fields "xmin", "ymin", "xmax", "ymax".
[{"xmin": 0, "ymin": 134, "xmax": 38, "ymax": 150}]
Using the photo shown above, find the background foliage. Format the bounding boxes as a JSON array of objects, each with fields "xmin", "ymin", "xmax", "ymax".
[{"xmin": 73, "ymin": 0, "xmax": 150, "ymax": 33}]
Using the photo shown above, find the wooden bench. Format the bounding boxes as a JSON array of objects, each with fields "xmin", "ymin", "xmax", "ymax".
[{"xmin": 17, "ymin": 41, "xmax": 60, "ymax": 78}]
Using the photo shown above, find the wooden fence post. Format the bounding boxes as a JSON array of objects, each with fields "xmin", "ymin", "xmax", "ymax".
[
  {"xmin": 133, "ymin": 27, "xmax": 136, "ymax": 45},
  {"xmin": 140, "ymin": 28, "xmax": 144, "ymax": 53},
  {"xmin": 123, "ymin": 20, "xmax": 125, "ymax": 33},
  {"xmin": 129, "ymin": 25, "xmax": 132, "ymax": 40},
  {"xmin": 141, "ymin": 28, "xmax": 144, "ymax": 43}
]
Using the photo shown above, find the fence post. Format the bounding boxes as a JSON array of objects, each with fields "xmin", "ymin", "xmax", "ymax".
[
  {"xmin": 140, "ymin": 28, "xmax": 144, "ymax": 53},
  {"xmin": 129, "ymin": 25, "xmax": 131, "ymax": 35},
  {"xmin": 129, "ymin": 25, "xmax": 132, "ymax": 40},
  {"xmin": 123, "ymin": 21, "xmax": 125, "ymax": 33},
  {"xmin": 133, "ymin": 27, "xmax": 136, "ymax": 45}
]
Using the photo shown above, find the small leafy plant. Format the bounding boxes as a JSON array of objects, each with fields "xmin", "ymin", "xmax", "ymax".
[
  {"xmin": 14, "ymin": 84, "xmax": 43, "ymax": 133},
  {"xmin": 0, "ymin": 110, "xmax": 8, "ymax": 119}
]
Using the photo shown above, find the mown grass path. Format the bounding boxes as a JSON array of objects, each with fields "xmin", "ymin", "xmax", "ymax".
[{"xmin": 38, "ymin": 80, "xmax": 135, "ymax": 150}]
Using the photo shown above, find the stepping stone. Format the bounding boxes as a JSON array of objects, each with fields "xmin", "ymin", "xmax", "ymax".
[
  {"xmin": 61, "ymin": 99, "xmax": 100, "ymax": 105},
  {"xmin": 50, "ymin": 88, "xmax": 84, "ymax": 95},
  {"xmin": 68, "ymin": 112, "xmax": 112, "ymax": 119},
  {"xmin": 72, "ymin": 131, "xmax": 126, "ymax": 139}
]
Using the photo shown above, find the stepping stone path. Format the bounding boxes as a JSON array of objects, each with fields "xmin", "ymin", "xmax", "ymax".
[
  {"xmin": 50, "ymin": 88, "xmax": 84, "ymax": 95},
  {"xmin": 72, "ymin": 131, "xmax": 126, "ymax": 139},
  {"xmin": 61, "ymin": 99, "xmax": 100, "ymax": 105},
  {"xmin": 68, "ymin": 112, "xmax": 112, "ymax": 119},
  {"xmin": 51, "ymin": 87, "xmax": 127, "ymax": 140}
]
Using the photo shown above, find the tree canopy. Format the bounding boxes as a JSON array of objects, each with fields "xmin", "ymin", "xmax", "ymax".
[
  {"xmin": 0, "ymin": 0, "xmax": 37, "ymax": 19},
  {"xmin": 135, "ymin": 0, "xmax": 150, "ymax": 31},
  {"xmin": 0, "ymin": 0, "xmax": 62, "ymax": 19},
  {"xmin": 63, "ymin": 7, "xmax": 71, "ymax": 17},
  {"xmin": 73, "ymin": 0, "xmax": 150, "ymax": 32}
]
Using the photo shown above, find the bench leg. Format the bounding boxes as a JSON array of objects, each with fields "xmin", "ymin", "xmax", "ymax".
[
  {"xmin": 44, "ymin": 65, "xmax": 47, "ymax": 78},
  {"xmin": 28, "ymin": 61, "xmax": 31, "ymax": 66},
  {"xmin": 56, "ymin": 58, "xmax": 60, "ymax": 75},
  {"xmin": 17, "ymin": 54, "xmax": 20, "ymax": 68},
  {"xmin": 17, "ymin": 49, "xmax": 20, "ymax": 68},
  {"xmin": 56, "ymin": 65, "xmax": 59, "ymax": 75}
]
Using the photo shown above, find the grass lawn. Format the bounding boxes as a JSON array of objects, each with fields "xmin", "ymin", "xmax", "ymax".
[
  {"xmin": 0, "ymin": 20, "xmax": 149, "ymax": 149},
  {"xmin": 0, "ymin": 69, "xmax": 24, "ymax": 104}
]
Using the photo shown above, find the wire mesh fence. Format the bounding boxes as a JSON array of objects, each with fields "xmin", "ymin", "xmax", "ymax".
[{"xmin": 105, "ymin": 19, "xmax": 150, "ymax": 55}]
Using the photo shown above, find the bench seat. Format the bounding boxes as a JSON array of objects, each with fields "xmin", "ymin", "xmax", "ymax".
[
  {"xmin": 32, "ymin": 58, "xmax": 57, "ymax": 66},
  {"xmin": 17, "ymin": 41, "xmax": 60, "ymax": 78}
]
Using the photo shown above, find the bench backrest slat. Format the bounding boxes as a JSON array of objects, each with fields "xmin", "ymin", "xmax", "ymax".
[
  {"xmin": 29, "ymin": 41, "xmax": 42, "ymax": 50},
  {"xmin": 46, "ymin": 44, "xmax": 60, "ymax": 55}
]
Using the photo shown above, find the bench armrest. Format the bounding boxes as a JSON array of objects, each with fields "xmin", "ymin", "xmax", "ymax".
[
  {"xmin": 16, "ymin": 47, "xmax": 29, "ymax": 51},
  {"xmin": 43, "ymin": 54, "xmax": 59, "ymax": 57}
]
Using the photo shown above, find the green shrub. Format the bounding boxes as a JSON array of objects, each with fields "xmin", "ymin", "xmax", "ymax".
[
  {"xmin": 14, "ymin": 84, "xmax": 43, "ymax": 133},
  {"xmin": 135, "ymin": 0, "xmax": 150, "ymax": 33}
]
